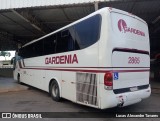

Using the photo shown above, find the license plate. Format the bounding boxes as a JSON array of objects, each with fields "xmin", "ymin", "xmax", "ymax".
[{"xmin": 130, "ymin": 87, "xmax": 138, "ymax": 92}]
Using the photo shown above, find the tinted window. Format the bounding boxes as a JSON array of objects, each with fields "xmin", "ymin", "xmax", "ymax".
[
  {"xmin": 56, "ymin": 27, "xmax": 75, "ymax": 53},
  {"xmin": 26, "ymin": 44, "xmax": 35, "ymax": 58},
  {"xmin": 43, "ymin": 34, "xmax": 56, "ymax": 55},
  {"xmin": 19, "ymin": 47, "xmax": 26, "ymax": 58},
  {"xmin": 22, "ymin": 44, "xmax": 34, "ymax": 58},
  {"xmin": 19, "ymin": 41, "xmax": 43, "ymax": 58},
  {"xmin": 19, "ymin": 14, "xmax": 101, "ymax": 58},
  {"xmin": 75, "ymin": 14, "xmax": 101, "ymax": 49},
  {"xmin": 32, "ymin": 40, "xmax": 43, "ymax": 57}
]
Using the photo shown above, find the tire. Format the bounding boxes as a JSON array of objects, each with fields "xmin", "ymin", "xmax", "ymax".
[
  {"xmin": 50, "ymin": 81, "xmax": 61, "ymax": 102},
  {"xmin": 17, "ymin": 74, "xmax": 20, "ymax": 84}
]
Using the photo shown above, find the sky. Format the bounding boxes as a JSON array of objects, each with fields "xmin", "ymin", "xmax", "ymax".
[{"xmin": 0, "ymin": 51, "xmax": 15, "ymax": 61}]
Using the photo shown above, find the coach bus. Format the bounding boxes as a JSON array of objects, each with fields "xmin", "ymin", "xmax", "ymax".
[{"xmin": 13, "ymin": 7, "xmax": 151, "ymax": 109}]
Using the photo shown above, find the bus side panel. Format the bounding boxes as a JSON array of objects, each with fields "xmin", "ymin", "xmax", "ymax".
[
  {"xmin": 43, "ymin": 70, "xmax": 62, "ymax": 93},
  {"xmin": 20, "ymin": 69, "xmax": 33, "ymax": 86},
  {"xmin": 61, "ymin": 71, "xmax": 76, "ymax": 101},
  {"xmin": 61, "ymin": 43, "xmax": 99, "ymax": 103},
  {"xmin": 98, "ymin": 10, "xmax": 113, "ymax": 109},
  {"xmin": 33, "ymin": 69, "xmax": 45, "ymax": 90}
]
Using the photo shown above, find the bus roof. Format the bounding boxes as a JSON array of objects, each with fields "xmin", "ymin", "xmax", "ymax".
[{"xmin": 23, "ymin": 7, "xmax": 147, "ymax": 48}]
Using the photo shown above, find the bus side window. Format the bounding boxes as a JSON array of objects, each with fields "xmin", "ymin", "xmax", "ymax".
[
  {"xmin": 56, "ymin": 27, "xmax": 75, "ymax": 53},
  {"xmin": 43, "ymin": 34, "xmax": 57, "ymax": 55},
  {"xmin": 24, "ymin": 45, "xmax": 34, "ymax": 58},
  {"xmin": 32, "ymin": 40, "xmax": 43, "ymax": 57},
  {"xmin": 75, "ymin": 14, "xmax": 101, "ymax": 50}
]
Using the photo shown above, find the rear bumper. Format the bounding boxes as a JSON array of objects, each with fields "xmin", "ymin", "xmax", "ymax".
[{"xmin": 100, "ymin": 84, "xmax": 151, "ymax": 109}]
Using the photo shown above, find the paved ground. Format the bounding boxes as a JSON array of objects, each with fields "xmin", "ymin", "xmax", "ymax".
[
  {"xmin": 0, "ymin": 89, "xmax": 160, "ymax": 121},
  {"xmin": 0, "ymin": 77, "xmax": 28, "ymax": 93},
  {"xmin": 0, "ymin": 77, "xmax": 160, "ymax": 121},
  {"xmin": 0, "ymin": 68, "xmax": 13, "ymax": 77}
]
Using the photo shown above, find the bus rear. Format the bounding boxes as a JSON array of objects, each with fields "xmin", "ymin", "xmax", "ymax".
[{"xmin": 100, "ymin": 8, "xmax": 151, "ymax": 109}]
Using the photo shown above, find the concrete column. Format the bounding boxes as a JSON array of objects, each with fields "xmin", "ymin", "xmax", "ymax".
[{"xmin": 94, "ymin": 2, "xmax": 99, "ymax": 11}]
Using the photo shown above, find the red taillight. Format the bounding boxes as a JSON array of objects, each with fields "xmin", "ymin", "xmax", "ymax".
[{"xmin": 104, "ymin": 72, "xmax": 113, "ymax": 89}]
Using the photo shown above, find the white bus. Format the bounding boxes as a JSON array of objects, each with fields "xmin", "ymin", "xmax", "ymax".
[{"xmin": 13, "ymin": 7, "xmax": 151, "ymax": 109}]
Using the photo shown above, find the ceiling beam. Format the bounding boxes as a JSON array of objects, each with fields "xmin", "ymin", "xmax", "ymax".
[
  {"xmin": 0, "ymin": 13, "xmax": 38, "ymax": 37},
  {"xmin": 11, "ymin": 9, "xmax": 51, "ymax": 34},
  {"xmin": 40, "ymin": 20, "xmax": 76, "ymax": 24},
  {"xmin": 61, "ymin": 8, "xmax": 71, "ymax": 21}
]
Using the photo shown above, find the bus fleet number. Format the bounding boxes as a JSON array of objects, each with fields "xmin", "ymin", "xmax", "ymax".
[{"xmin": 128, "ymin": 57, "xmax": 140, "ymax": 64}]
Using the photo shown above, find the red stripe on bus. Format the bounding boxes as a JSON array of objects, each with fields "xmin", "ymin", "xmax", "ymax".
[
  {"xmin": 23, "ymin": 66, "xmax": 150, "ymax": 69},
  {"xmin": 21, "ymin": 67, "xmax": 150, "ymax": 73},
  {"xmin": 112, "ymin": 48, "xmax": 149, "ymax": 55}
]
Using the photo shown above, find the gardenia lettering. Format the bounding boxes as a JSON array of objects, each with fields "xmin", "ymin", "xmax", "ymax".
[
  {"xmin": 118, "ymin": 19, "xmax": 145, "ymax": 37},
  {"xmin": 45, "ymin": 54, "xmax": 78, "ymax": 64},
  {"xmin": 123, "ymin": 27, "xmax": 145, "ymax": 36}
]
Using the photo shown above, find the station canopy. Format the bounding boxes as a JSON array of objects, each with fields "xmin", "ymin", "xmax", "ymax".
[{"xmin": 0, "ymin": 0, "xmax": 160, "ymax": 51}]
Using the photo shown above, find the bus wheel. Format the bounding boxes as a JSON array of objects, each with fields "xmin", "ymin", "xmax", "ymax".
[
  {"xmin": 17, "ymin": 74, "xmax": 20, "ymax": 84},
  {"xmin": 50, "ymin": 81, "xmax": 61, "ymax": 102}
]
